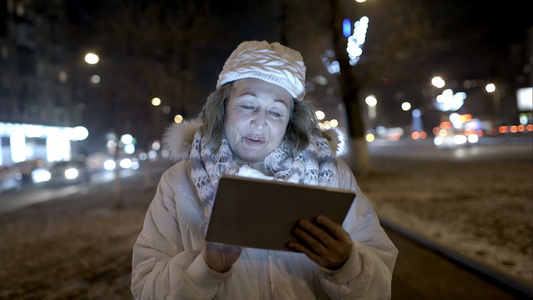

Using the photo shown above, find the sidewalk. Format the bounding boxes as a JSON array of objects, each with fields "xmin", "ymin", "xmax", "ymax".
[
  {"xmin": 355, "ymin": 156, "xmax": 533, "ymax": 289},
  {"xmin": 0, "ymin": 170, "xmax": 155, "ymax": 299}
]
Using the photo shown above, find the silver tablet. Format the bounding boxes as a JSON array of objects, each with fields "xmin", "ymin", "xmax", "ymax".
[{"xmin": 205, "ymin": 175, "xmax": 355, "ymax": 251}]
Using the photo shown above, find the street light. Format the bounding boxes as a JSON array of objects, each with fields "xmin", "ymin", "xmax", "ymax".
[
  {"xmin": 315, "ymin": 110, "xmax": 326, "ymax": 121},
  {"xmin": 365, "ymin": 94, "xmax": 377, "ymax": 121},
  {"xmin": 485, "ymin": 83, "xmax": 500, "ymax": 124},
  {"xmin": 84, "ymin": 53, "xmax": 101, "ymax": 85},
  {"xmin": 174, "ymin": 114, "xmax": 184, "ymax": 124},
  {"xmin": 401, "ymin": 102, "xmax": 411, "ymax": 111},
  {"xmin": 90, "ymin": 75, "xmax": 100, "ymax": 84},
  {"xmin": 431, "ymin": 76, "xmax": 445, "ymax": 88},
  {"xmin": 485, "ymin": 83, "xmax": 496, "ymax": 93},
  {"xmin": 151, "ymin": 97, "xmax": 161, "ymax": 106},
  {"xmin": 365, "ymin": 95, "xmax": 377, "ymax": 107},
  {"xmin": 84, "ymin": 53, "xmax": 99, "ymax": 65}
]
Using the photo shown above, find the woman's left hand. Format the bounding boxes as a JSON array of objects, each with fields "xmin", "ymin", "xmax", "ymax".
[
  {"xmin": 202, "ymin": 242, "xmax": 242, "ymax": 273},
  {"xmin": 288, "ymin": 215, "xmax": 353, "ymax": 270}
]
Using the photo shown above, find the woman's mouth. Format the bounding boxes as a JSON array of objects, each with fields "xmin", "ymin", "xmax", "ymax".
[{"xmin": 244, "ymin": 135, "xmax": 265, "ymax": 145}]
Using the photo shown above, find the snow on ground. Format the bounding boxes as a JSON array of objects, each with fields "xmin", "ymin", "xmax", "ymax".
[
  {"xmin": 357, "ymin": 158, "xmax": 533, "ymax": 286},
  {"xmin": 0, "ymin": 177, "xmax": 152, "ymax": 299},
  {"xmin": 0, "ymin": 157, "xmax": 531, "ymax": 298}
]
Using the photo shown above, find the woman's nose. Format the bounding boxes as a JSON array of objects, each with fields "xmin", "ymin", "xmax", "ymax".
[{"xmin": 250, "ymin": 110, "xmax": 266, "ymax": 129}]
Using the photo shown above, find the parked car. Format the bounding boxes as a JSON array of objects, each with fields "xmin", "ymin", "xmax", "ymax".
[
  {"xmin": 33, "ymin": 159, "xmax": 90, "ymax": 186},
  {"xmin": 14, "ymin": 158, "xmax": 45, "ymax": 183},
  {"xmin": 0, "ymin": 166, "xmax": 23, "ymax": 194},
  {"xmin": 87, "ymin": 152, "xmax": 113, "ymax": 172}
]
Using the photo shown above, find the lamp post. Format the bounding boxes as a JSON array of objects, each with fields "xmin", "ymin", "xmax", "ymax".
[
  {"xmin": 365, "ymin": 94, "xmax": 377, "ymax": 132},
  {"xmin": 486, "ymin": 83, "xmax": 501, "ymax": 125},
  {"xmin": 84, "ymin": 52, "xmax": 101, "ymax": 86},
  {"xmin": 365, "ymin": 94, "xmax": 377, "ymax": 120}
]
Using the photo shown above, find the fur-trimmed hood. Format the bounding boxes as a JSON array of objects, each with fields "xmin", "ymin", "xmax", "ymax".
[{"xmin": 162, "ymin": 119, "xmax": 346, "ymax": 162}]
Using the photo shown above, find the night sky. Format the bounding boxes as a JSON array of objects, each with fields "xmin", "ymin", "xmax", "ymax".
[
  {"xmin": 65, "ymin": 0, "xmax": 532, "ymax": 130},
  {"xmin": 65, "ymin": 0, "xmax": 533, "ymax": 77},
  {"xmin": 425, "ymin": 0, "xmax": 532, "ymax": 76}
]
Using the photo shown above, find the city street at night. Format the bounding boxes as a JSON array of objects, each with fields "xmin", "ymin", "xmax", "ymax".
[
  {"xmin": 0, "ymin": 168, "xmax": 137, "ymax": 215},
  {"xmin": 0, "ymin": 0, "xmax": 531, "ymax": 299},
  {"xmin": 1, "ymin": 138, "xmax": 532, "ymax": 299}
]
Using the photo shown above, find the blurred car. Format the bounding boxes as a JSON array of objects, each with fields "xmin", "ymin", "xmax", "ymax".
[
  {"xmin": 87, "ymin": 152, "xmax": 113, "ymax": 172},
  {"xmin": 0, "ymin": 166, "xmax": 23, "ymax": 194},
  {"xmin": 33, "ymin": 159, "xmax": 90, "ymax": 186},
  {"xmin": 434, "ymin": 129, "xmax": 479, "ymax": 149},
  {"xmin": 14, "ymin": 158, "xmax": 45, "ymax": 183}
]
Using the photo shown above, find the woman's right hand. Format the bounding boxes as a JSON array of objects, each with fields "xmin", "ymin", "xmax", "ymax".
[{"xmin": 202, "ymin": 242, "xmax": 242, "ymax": 273}]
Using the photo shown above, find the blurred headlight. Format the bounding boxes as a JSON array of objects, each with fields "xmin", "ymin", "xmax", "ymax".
[
  {"xmin": 103, "ymin": 159, "xmax": 116, "ymax": 171},
  {"xmin": 32, "ymin": 169, "xmax": 51, "ymax": 183},
  {"xmin": 131, "ymin": 160, "xmax": 140, "ymax": 170},
  {"xmin": 120, "ymin": 158, "xmax": 132, "ymax": 169},
  {"xmin": 148, "ymin": 150, "xmax": 158, "ymax": 160},
  {"xmin": 467, "ymin": 134, "xmax": 479, "ymax": 143},
  {"xmin": 64, "ymin": 168, "xmax": 79, "ymax": 180},
  {"xmin": 433, "ymin": 137, "xmax": 443, "ymax": 146},
  {"xmin": 453, "ymin": 135, "xmax": 467, "ymax": 145}
]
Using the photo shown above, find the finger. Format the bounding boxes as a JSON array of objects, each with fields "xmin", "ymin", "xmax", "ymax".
[
  {"xmin": 315, "ymin": 215, "xmax": 351, "ymax": 242},
  {"xmin": 292, "ymin": 223, "xmax": 329, "ymax": 254},
  {"xmin": 287, "ymin": 241, "xmax": 325, "ymax": 265},
  {"xmin": 299, "ymin": 220, "xmax": 336, "ymax": 249}
]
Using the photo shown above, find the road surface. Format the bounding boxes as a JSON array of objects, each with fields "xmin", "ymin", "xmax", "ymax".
[
  {"xmin": 367, "ymin": 136, "xmax": 532, "ymax": 163},
  {"xmin": 0, "ymin": 169, "xmax": 140, "ymax": 215}
]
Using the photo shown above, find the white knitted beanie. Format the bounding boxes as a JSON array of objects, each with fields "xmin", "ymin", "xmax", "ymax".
[{"xmin": 216, "ymin": 41, "xmax": 307, "ymax": 100}]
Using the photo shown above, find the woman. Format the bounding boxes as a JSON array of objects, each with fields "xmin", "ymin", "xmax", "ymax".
[{"xmin": 131, "ymin": 41, "xmax": 397, "ymax": 299}]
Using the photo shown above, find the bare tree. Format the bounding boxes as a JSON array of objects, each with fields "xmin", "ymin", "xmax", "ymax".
[
  {"xmin": 328, "ymin": 0, "xmax": 440, "ymax": 175},
  {"xmin": 72, "ymin": 0, "xmax": 215, "ymax": 207},
  {"xmin": 277, "ymin": 0, "xmax": 440, "ymax": 175}
]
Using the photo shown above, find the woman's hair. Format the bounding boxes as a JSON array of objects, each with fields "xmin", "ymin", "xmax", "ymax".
[{"xmin": 199, "ymin": 82, "xmax": 327, "ymax": 155}]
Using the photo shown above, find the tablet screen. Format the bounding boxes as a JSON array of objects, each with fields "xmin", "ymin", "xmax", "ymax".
[{"xmin": 205, "ymin": 175, "xmax": 355, "ymax": 251}]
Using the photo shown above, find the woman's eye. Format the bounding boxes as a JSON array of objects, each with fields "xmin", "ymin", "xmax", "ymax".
[
  {"xmin": 240, "ymin": 105, "xmax": 254, "ymax": 110},
  {"xmin": 269, "ymin": 110, "xmax": 281, "ymax": 117}
]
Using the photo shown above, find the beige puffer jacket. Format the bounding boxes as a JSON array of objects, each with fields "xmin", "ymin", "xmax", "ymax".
[{"xmin": 131, "ymin": 121, "xmax": 398, "ymax": 299}]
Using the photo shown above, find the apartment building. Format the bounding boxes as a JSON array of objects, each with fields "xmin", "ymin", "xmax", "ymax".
[{"xmin": 0, "ymin": 0, "xmax": 85, "ymax": 165}]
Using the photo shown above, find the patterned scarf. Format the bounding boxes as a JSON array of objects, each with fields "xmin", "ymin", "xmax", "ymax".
[{"xmin": 189, "ymin": 130, "xmax": 337, "ymax": 212}]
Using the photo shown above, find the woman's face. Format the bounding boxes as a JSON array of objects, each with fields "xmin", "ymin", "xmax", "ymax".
[{"xmin": 225, "ymin": 78, "xmax": 293, "ymax": 163}]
